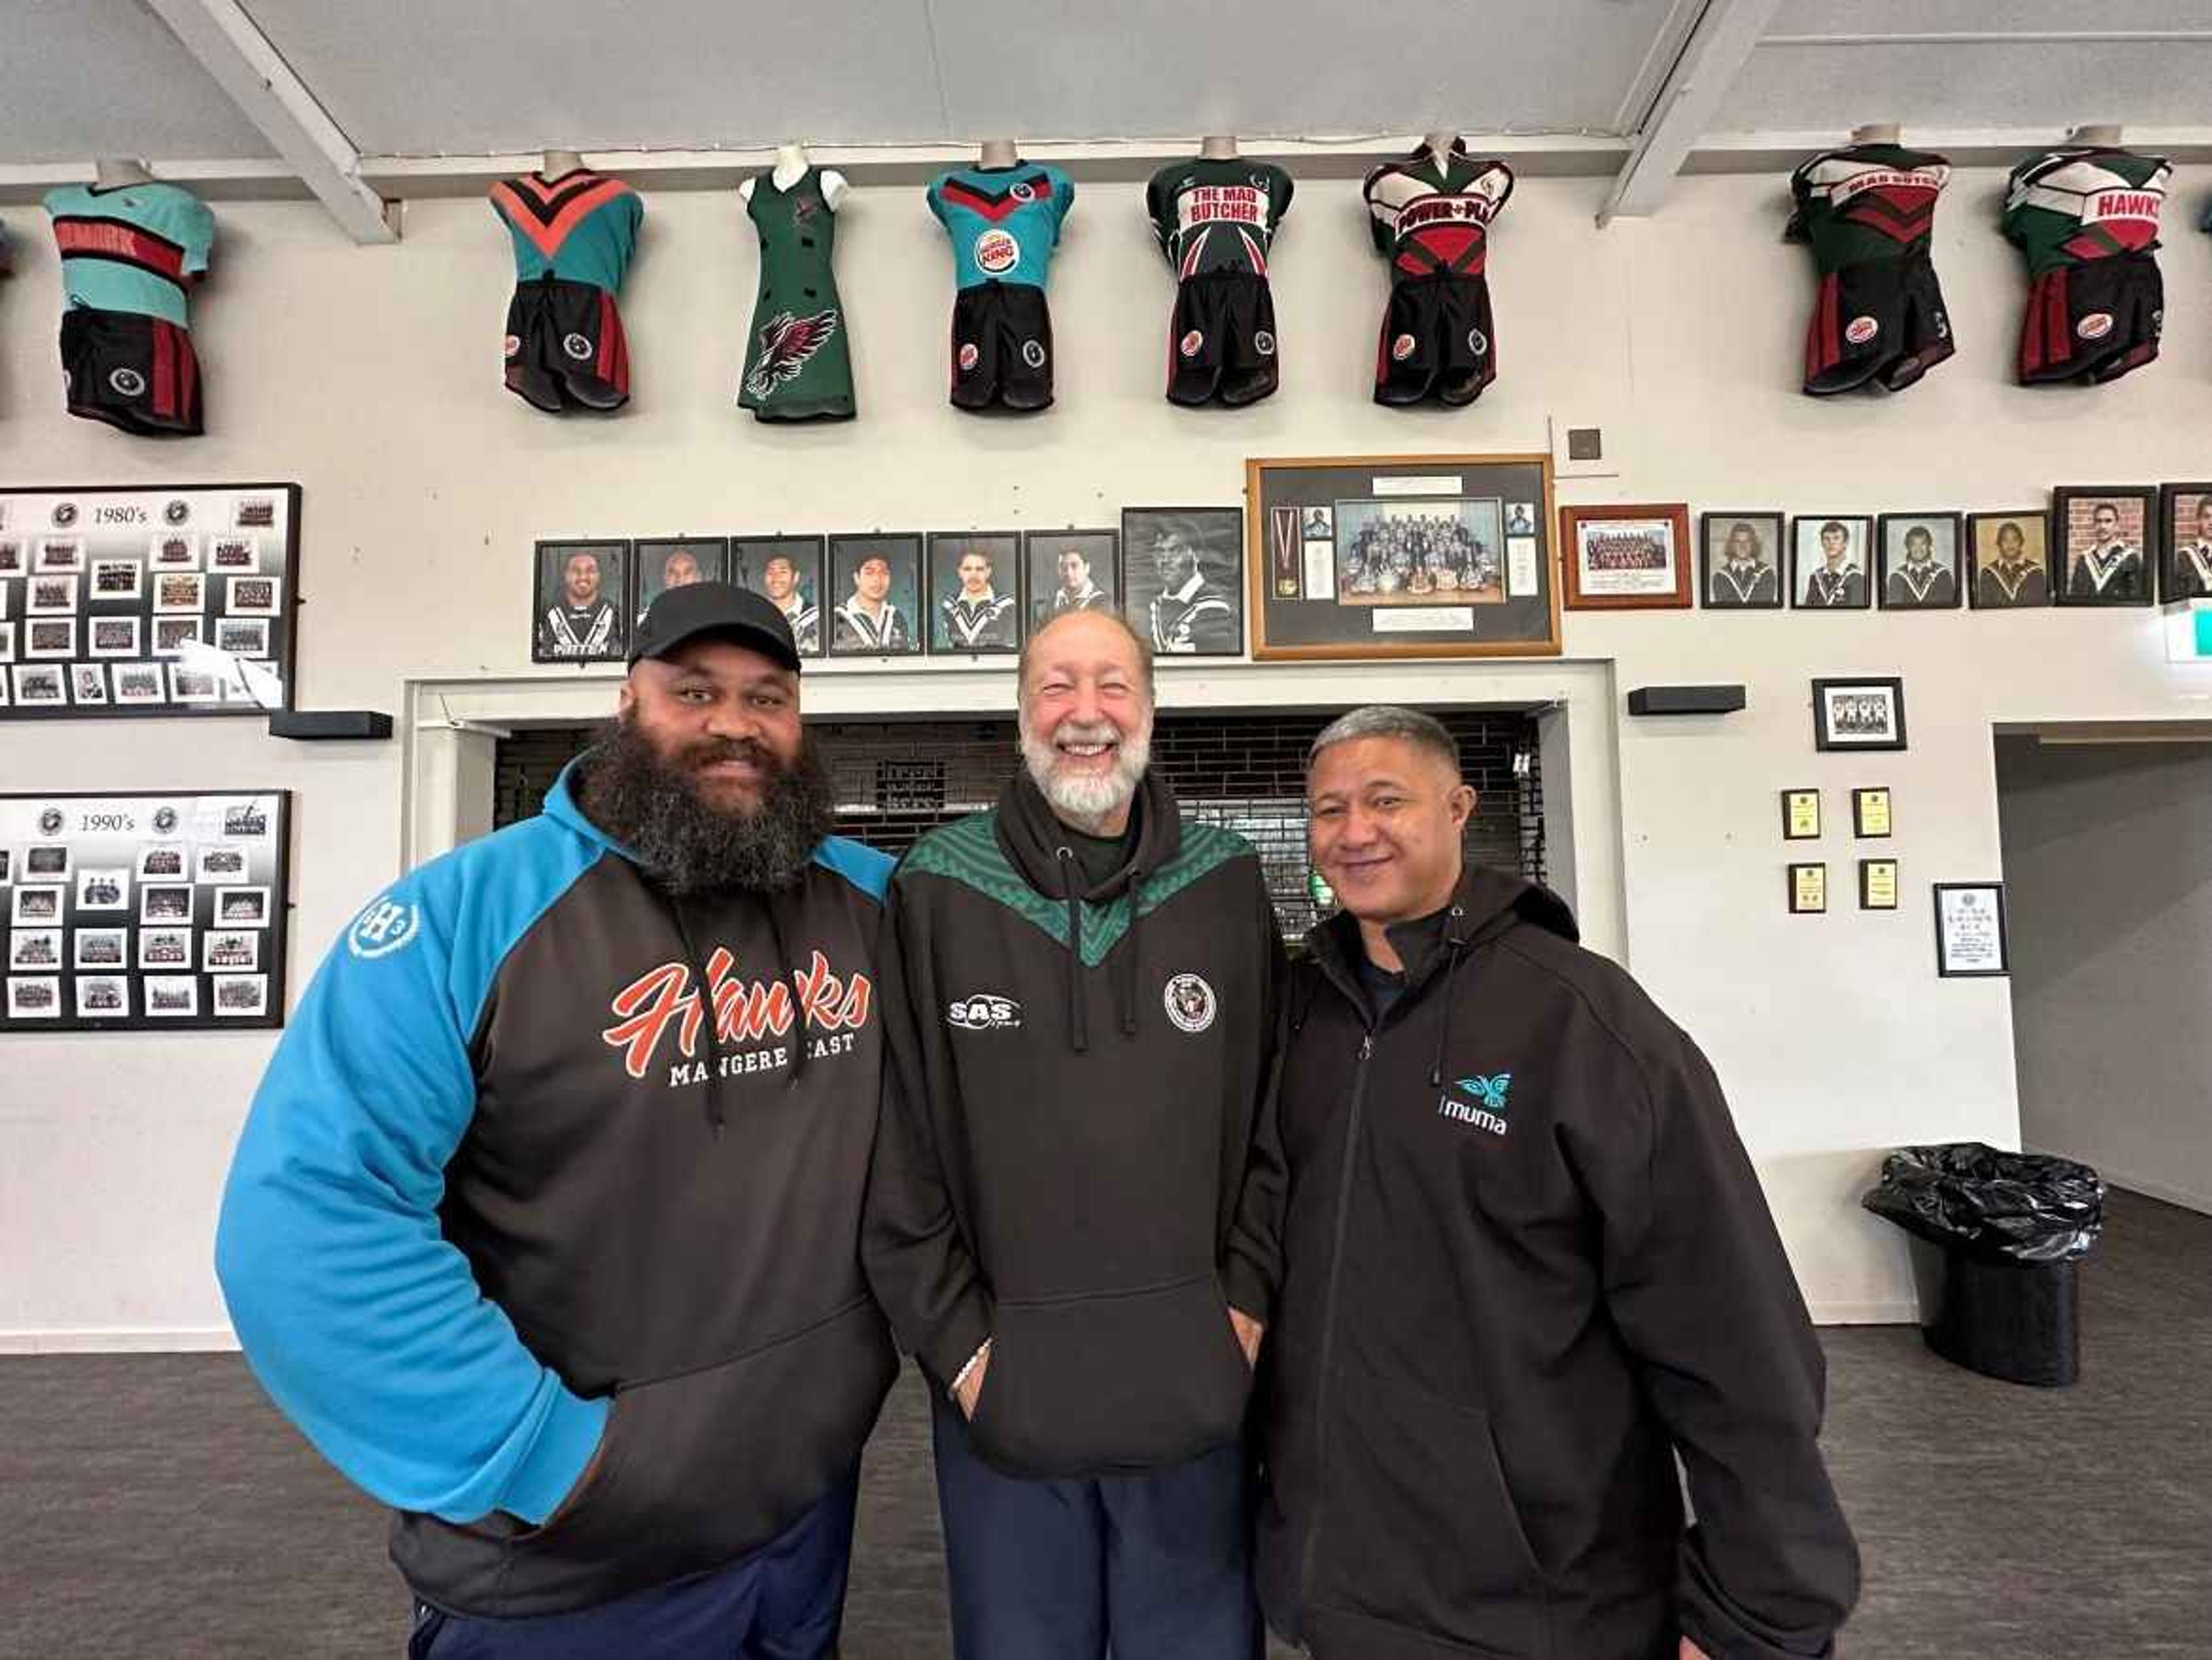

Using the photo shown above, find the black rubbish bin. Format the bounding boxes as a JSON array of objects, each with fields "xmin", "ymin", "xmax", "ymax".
[{"xmin": 1863, "ymin": 1143, "xmax": 2105, "ymax": 1388}]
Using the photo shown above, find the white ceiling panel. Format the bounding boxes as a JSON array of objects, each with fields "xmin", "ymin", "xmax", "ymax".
[
  {"xmin": 1720, "ymin": 39, "xmax": 2212, "ymax": 132},
  {"xmin": 927, "ymin": 0, "xmax": 1674, "ymax": 140},
  {"xmin": 1767, "ymin": 0, "xmax": 2212, "ymax": 36},
  {"xmin": 240, "ymin": 0, "xmax": 949, "ymax": 154},
  {"xmin": 0, "ymin": 0, "xmax": 275, "ymax": 164}
]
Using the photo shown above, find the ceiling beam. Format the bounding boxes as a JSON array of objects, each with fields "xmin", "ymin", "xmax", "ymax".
[
  {"xmin": 142, "ymin": 0, "xmax": 396, "ymax": 243},
  {"xmin": 1599, "ymin": 0, "xmax": 1786, "ymax": 225}
]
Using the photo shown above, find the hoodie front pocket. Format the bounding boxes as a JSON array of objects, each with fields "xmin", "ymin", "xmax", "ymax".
[
  {"xmin": 1312, "ymin": 1366, "xmax": 1546, "ymax": 1655},
  {"xmin": 969, "ymin": 1272, "xmax": 1253, "ymax": 1479}
]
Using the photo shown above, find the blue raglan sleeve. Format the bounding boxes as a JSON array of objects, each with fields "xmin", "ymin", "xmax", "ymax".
[{"xmin": 214, "ymin": 854, "xmax": 608, "ymax": 1526}]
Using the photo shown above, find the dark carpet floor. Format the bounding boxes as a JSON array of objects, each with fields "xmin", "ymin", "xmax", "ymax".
[{"xmin": 2, "ymin": 1189, "xmax": 2205, "ymax": 1658}]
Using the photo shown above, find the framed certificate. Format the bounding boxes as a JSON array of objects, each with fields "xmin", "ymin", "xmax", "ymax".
[
  {"xmin": 1934, "ymin": 882, "xmax": 2008, "ymax": 977},
  {"xmin": 1788, "ymin": 862, "xmax": 1827, "ymax": 915},
  {"xmin": 1859, "ymin": 858, "xmax": 1900, "ymax": 910},
  {"xmin": 1781, "ymin": 789, "xmax": 1821, "ymax": 840},
  {"xmin": 1852, "ymin": 787, "xmax": 1893, "ymax": 837}
]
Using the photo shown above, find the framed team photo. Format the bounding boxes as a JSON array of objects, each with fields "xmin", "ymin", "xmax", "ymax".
[
  {"xmin": 1876, "ymin": 513, "xmax": 1963, "ymax": 610},
  {"xmin": 1124, "ymin": 506, "xmax": 1245, "ymax": 658},
  {"xmin": 2051, "ymin": 486, "xmax": 2154, "ymax": 607},
  {"xmin": 89, "ymin": 615, "xmax": 143, "ymax": 658},
  {"xmin": 1812, "ymin": 676, "xmax": 1907, "ymax": 752},
  {"xmin": 825, "ymin": 533, "xmax": 925, "ymax": 657},
  {"xmin": 153, "ymin": 571, "xmax": 206, "ymax": 614},
  {"xmin": 1791, "ymin": 515, "xmax": 1874, "ymax": 611},
  {"xmin": 1022, "ymin": 529, "xmax": 1120, "ymax": 633},
  {"xmin": 90, "ymin": 558, "xmax": 144, "ymax": 602},
  {"xmin": 209, "ymin": 535, "xmax": 261, "ymax": 574},
  {"xmin": 1560, "ymin": 503, "xmax": 1691, "ymax": 611},
  {"xmin": 1700, "ymin": 512, "xmax": 1785, "ymax": 609},
  {"xmin": 113, "ymin": 663, "xmax": 167, "ymax": 704},
  {"xmin": 35, "ymin": 537, "xmax": 85, "ymax": 574},
  {"xmin": 631, "ymin": 536, "xmax": 728, "ymax": 628},
  {"xmin": 731, "ymin": 536, "xmax": 826, "ymax": 658},
  {"xmin": 0, "ymin": 538, "xmax": 24, "ymax": 577},
  {"xmin": 147, "ymin": 532, "xmax": 199, "ymax": 570},
  {"xmin": 531, "ymin": 539, "xmax": 630, "ymax": 665},
  {"xmin": 26, "ymin": 619, "xmax": 78, "ymax": 660},
  {"xmin": 2158, "ymin": 483, "xmax": 2212, "ymax": 602},
  {"xmin": 225, "ymin": 575, "xmax": 281, "ymax": 616},
  {"xmin": 926, "ymin": 532, "xmax": 1021, "ymax": 655},
  {"xmin": 27, "ymin": 575, "xmax": 78, "ymax": 615},
  {"xmin": 1967, "ymin": 511, "xmax": 2052, "ymax": 608},
  {"xmin": 13, "ymin": 665, "xmax": 66, "ymax": 706},
  {"xmin": 0, "ymin": 622, "xmax": 13, "ymax": 664}
]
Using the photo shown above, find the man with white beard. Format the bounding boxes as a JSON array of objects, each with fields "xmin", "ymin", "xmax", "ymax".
[{"xmin": 865, "ymin": 609, "xmax": 1286, "ymax": 1659}]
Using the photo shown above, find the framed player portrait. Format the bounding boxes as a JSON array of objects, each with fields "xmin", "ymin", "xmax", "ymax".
[
  {"xmin": 731, "ymin": 536, "xmax": 826, "ymax": 658},
  {"xmin": 1123, "ymin": 507, "xmax": 1244, "ymax": 659},
  {"xmin": 1967, "ymin": 512, "xmax": 2052, "ymax": 609},
  {"xmin": 826, "ymin": 533, "xmax": 925, "ymax": 658},
  {"xmin": 1700, "ymin": 513, "xmax": 1785, "ymax": 609},
  {"xmin": 532, "ymin": 539, "xmax": 630, "ymax": 665},
  {"xmin": 2051, "ymin": 486, "xmax": 2154, "ymax": 607},
  {"xmin": 0, "ymin": 539, "xmax": 24, "ymax": 577},
  {"xmin": 2158, "ymin": 483, "xmax": 2212, "ymax": 603},
  {"xmin": 1021, "ymin": 529, "xmax": 1119, "ymax": 634},
  {"xmin": 632, "ymin": 537, "xmax": 728, "ymax": 629},
  {"xmin": 926, "ymin": 532, "xmax": 1021, "ymax": 655},
  {"xmin": 1560, "ymin": 503, "xmax": 1691, "ymax": 611},
  {"xmin": 1812, "ymin": 676, "xmax": 1907, "ymax": 752},
  {"xmin": 1247, "ymin": 456, "xmax": 1559, "ymax": 660},
  {"xmin": 1876, "ymin": 513, "xmax": 1963, "ymax": 610},
  {"xmin": 1790, "ymin": 516, "xmax": 1874, "ymax": 611}
]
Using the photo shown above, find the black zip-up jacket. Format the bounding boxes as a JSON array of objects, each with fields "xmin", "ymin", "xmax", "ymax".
[
  {"xmin": 863, "ymin": 768, "xmax": 1286, "ymax": 1477},
  {"xmin": 217, "ymin": 760, "xmax": 898, "ymax": 1617},
  {"xmin": 1257, "ymin": 867, "xmax": 1858, "ymax": 1660}
]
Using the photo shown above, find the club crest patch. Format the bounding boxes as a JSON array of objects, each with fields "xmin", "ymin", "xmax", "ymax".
[
  {"xmin": 1164, "ymin": 972, "xmax": 1217, "ymax": 1033},
  {"xmin": 1253, "ymin": 329, "xmax": 1275, "ymax": 357},
  {"xmin": 108, "ymin": 367, "xmax": 147, "ymax": 397},
  {"xmin": 1466, "ymin": 327, "xmax": 1488, "ymax": 355},
  {"xmin": 1021, "ymin": 339, "xmax": 1047, "ymax": 369},
  {"xmin": 347, "ymin": 894, "xmax": 421, "ymax": 961},
  {"xmin": 562, "ymin": 332, "xmax": 594, "ymax": 361}
]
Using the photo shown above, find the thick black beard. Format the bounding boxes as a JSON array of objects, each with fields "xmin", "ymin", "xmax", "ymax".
[{"xmin": 577, "ymin": 715, "xmax": 836, "ymax": 896}]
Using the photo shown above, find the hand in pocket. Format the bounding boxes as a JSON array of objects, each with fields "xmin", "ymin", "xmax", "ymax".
[{"xmin": 1228, "ymin": 1306, "xmax": 1263, "ymax": 1367}]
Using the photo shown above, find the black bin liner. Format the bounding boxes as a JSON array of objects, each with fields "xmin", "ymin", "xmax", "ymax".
[{"xmin": 1862, "ymin": 1143, "xmax": 2105, "ymax": 1388}]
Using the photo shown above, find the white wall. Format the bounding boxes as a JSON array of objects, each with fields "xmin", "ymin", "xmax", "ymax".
[
  {"xmin": 1997, "ymin": 736, "xmax": 2212, "ymax": 1214},
  {"xmin": 3, "ymin": 162, "xmax": 2210, "ymax": 1345}
]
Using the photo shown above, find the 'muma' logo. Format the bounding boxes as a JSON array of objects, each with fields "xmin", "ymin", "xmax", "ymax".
[{"xmin": 1440, "ymin": 1072, "xmax": 1511, "ymax": 1135}]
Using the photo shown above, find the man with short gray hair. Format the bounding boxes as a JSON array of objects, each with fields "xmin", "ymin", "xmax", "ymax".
[
  {"xmin": 1256, "ymin": 705, "xmax": 1858, "ymax": 1660},
  {"xmin": 865, "ymin": 607, "xmax": 1285, "ymax": 1659}
]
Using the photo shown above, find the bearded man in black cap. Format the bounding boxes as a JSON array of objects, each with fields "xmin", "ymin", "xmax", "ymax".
[{"xmin": 218, "ymin": 583, "xmax": 897, "ymax": 1658}]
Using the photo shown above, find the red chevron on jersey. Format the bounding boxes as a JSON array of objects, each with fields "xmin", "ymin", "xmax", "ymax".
[
  {"xmin": 1365, "ymin": 154, "xmax": 1512, "ymax": 279},
  {"xmin": 935, "ymin": 175, "xmax": 1057, "ymax": 222},
  {"xmin": 490, "ymin": 172, "xmax": 635, "ymax": 259}
]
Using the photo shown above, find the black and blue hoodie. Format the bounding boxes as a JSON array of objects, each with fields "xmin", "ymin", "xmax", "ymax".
[{"xmin": 215, "ymin": 758, "xmax": 899, "ymax": 1617}]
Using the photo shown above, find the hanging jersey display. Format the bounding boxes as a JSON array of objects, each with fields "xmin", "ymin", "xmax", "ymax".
[
  {"xmin": 738, "ymin": 168, "xmax": 854, "ymax": 422},
  {"xmin": 43, "ymin": 180, "xmax": 216, "ymax": 436},
  {"xmin": 1787, "ymin": 143, "xmax": 1954, "ymax": 396},
  {"xmin": 1145, "ymin": 158, "xmax": 1293, "ymax": 407},
  {"xmin": 926, "ymin": 162, "xmax": 1074, "ymax": 412},
  {"xmin": 1362, "ymin": 141, "xmax": 1512, "ymax": 407},
  {"xmin": 2002, "ymin": 147, "xmax": 2169, "ymax": 386},
  {"xmin": 489, "ymin": 169, "xmax": 643, "ymax": 412}
]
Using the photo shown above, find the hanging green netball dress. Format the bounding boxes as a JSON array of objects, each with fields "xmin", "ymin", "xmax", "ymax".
[{"xmin": 737, "ymin": 167, "xmax": 855, "ymax": 422}]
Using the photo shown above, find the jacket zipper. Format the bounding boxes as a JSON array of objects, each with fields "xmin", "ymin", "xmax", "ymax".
[{"xmin": 1297, "ymin": 1025, "xmax": 1374, "ymax": 1619}]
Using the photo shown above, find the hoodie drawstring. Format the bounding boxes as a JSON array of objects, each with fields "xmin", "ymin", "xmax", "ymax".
[
  {"xmin": 666, "ymin": 897, "xmax": 729, "ymax": 1134},
  {"xmin": 1118, "ymin": 872, "xmax": 1144, "ymax": 1037},
  {"xmin": 1055, "ymin": 847, "xmax": 1088, "ymax": 1052},
  {"xmin": 763, "ymin": 888, "xmax": 809, "ymax": 1090},
  {"xmin": 1428, "ymin": 905, "xmax": 1469, "ymax": 1088}
]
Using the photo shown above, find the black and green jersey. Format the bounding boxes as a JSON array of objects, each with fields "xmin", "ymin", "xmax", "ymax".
[
  {"xmin": 738, "ymin": 166, "xmax": 854, "ymax": 421},
  {"xmin": 1786, "ymin": 143, "xmax": 1948, "ymax": 264},
  {"xmin": 1145, "ymin": 158, "xmax": 1293, "ymax": 277},
  {"xmin": 2003, "ymin": 147, "xmax": 2170, "ymax": 274}
]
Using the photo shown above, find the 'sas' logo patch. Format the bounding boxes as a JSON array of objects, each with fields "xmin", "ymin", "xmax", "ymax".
[
  {"xmin": 948, "ymin": 994, "xmax": 1021, "ymax": 1030},
  {"xmin": 347, "ymin": 895, "xmax": 421, "ymax": 960}
]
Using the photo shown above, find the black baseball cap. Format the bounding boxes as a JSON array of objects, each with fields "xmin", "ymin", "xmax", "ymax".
[{"xmin": 628, "ymin": 581, "xmax": 800, "ymax": 672}]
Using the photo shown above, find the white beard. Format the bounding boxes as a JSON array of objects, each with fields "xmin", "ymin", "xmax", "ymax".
[{"xmin": 1020, "ymin": 717, "xmax": 1152, "ymax": 832}]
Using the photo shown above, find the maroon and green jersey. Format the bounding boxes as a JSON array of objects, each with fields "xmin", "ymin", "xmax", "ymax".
[
  {"xmin": 1787, "ymin": 143, "xmax": 1948, "ymax": 265},
  {"xmin": 2003, "ymin": 147, "xmax": 2169, "ymax": 275},
  {"xmin": 1145, "ymin": 159, "xmax": 1293, "ymax": 278}
]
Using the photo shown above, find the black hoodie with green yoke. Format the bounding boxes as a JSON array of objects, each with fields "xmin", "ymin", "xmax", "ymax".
[
  {"xmin": 862, "ymin": 768, "xmax": 1286, "ymax": 1479},
  {"xmin": 1257, "ymin": 866, "xmax": 1859, "ymax": 1660}
]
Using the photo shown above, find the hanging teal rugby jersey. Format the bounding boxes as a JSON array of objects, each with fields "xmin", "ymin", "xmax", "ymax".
[
  {"xmin": 43, "ymin": 180, "xmax": 215, "ymax": 329},
  {"xmin": 488, "ymin": 169, "xmax": 642, "ymax": 293},
  {"xmin": 926, "ymin": 162, "xmax": 1073, "ymax": 290}
]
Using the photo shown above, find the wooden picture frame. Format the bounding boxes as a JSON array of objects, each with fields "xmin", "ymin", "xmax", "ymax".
[
  {"xmin": 1245, "ymin": 454, "xmax": 1560, "ymax": 660},
  {"xmin": 1560, "ymin": 502, "xmax": 1692, "ymax": 611}
]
